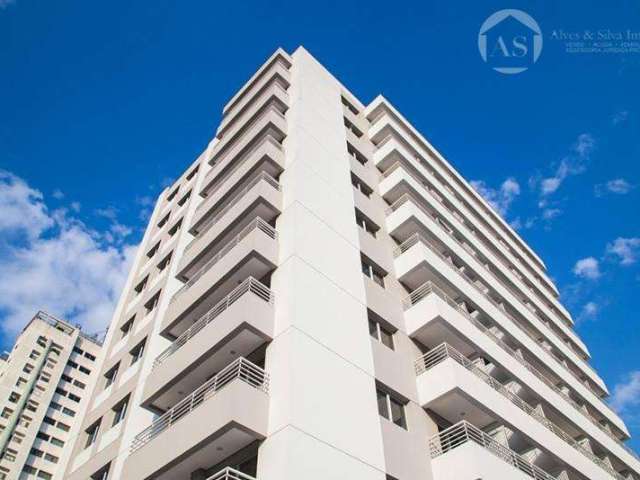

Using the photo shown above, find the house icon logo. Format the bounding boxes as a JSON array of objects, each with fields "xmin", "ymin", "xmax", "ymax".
[{"xmin": 478, "ymin": 9, "xmax": 543, "ymax": 74}]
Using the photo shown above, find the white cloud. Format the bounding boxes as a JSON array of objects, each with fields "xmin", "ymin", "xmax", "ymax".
[
  {"xmin": 536, "ymin": 133, "xmax": 594, "ymax": 197},
  {"xmin": 610, "ymin": 371, "xmax": 640, "ymax": 414},
  {"xmin": 0, "ymin": 171, "xmax": 137, "ymax": 340},
  {"xmin": 542, "ymin": 208, "xmax": 562, "ymax": 220},
  {"xmin": 595, "ymin": 178, "xmax": 634, "ymax": 197},
  {"xmin": 0, "ymin": 0, "xmax": 15, "ymax": 10},
  {"xmin": 606, "ymin": 237, "xmax": 640, "ymax": 266},
  {"xmin": 52, "ymin": 189, "xmax": 65, "ymax": 200},
  {"xmin": 577, "ymin": 301, "xmax": 599, "ymax": 321},
  {"xmin": 573, "ymin": 257, "xmax": 601, "ymax": 279},
  {"xmin": 470, "ymin": 177, "xmax": 520, "ymax": 217},
  {"xmin": 612, "ymin": 110, "xmax": 629, "ymax": 125},
  {"xmin": 0, "ymin": 170, "xmax": 54, "ymax": 240}
]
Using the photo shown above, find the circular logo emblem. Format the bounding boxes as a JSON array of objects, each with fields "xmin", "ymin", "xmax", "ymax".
[{"xmin": 478, "ymin": 9, "xmax": 543, "ymax": 74}]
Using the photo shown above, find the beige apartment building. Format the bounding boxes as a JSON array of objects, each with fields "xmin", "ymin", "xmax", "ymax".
[
  {"xmin": 58, "ymin": 47, "xmax": 640, "ymax": 480},
  {"xmin": 0, "ymin": 311, "xmax": 101, "ymax": 480}
]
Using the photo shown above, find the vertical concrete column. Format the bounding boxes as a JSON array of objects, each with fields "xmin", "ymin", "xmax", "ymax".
[{"xmin": 258, "ymin": 48, "xmax": 387, "ymax": 480}]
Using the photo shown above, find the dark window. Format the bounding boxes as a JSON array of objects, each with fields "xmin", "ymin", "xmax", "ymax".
[{"xmin": 377, "ymin": 389, "xmax": 407, "ymax": 429}]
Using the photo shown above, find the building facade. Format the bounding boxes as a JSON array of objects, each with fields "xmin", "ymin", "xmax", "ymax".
[
  {"xmin": 60, "ymin": 47, "xmax": 640, "ymax": 480},
  {"xmin": 0, "ymin": 311, "xmax": 101, "ymax": 480}
]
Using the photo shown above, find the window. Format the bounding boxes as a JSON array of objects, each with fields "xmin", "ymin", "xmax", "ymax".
[
  {"xmin": 112, "ymin": 396, "xmax": 129, "ymax": 426},
  {"xmin": 368, "ymin": 315, "xmax": 394, "ymax": 350},
  {"xmin": 49, "ymin": 401, "xmax": 62, "ymax": 411},
  {"xmin": 72, "ymin": 346, "xmax": 84, "ymax": 355},
  {"xmin": 351, "ymin": 173, "xmax": 372, "ymax": 198},
  {"xmin": 37, "ymin": 336, "xmax": 47, "ymax": 348},
  {"xmin": 50, "ymin": 437, "xmax": 64, "ymax": 447},
  {"xmin": 36, "ymin": 432, "xmax": 50, "ymax": 442},
  {"xmin": 177, "ymin": 190, "xmax": 191, "ymax": 206},
  {"xmin": 157, "ymin": 213, "xmax": 170, "ymax": 229},
  {"xmin": 120, "ymin": 316, "xmax": 134, "ymax": 338},
  {"xmin": 355, "ymin": 210, "xmax": 378, "ymax": 237},
  {"xmin": 146, "ymin": 242, "xmax": 160, "ymax": 259},
  {"xmin": 79, "ymin": 365, "xmax": 91, "ymax": 375},
  {"xmin": 44, "ymin": 453, "xmax": 58, "ymax": 463},
  {"xmin": 104, "ymin": 363, "xmax": 119, "ymax": 388},
  {"xmin": 168, "ymin": 218, "xmax": 183, "ymax": 236},
  {"xmin": 130, "ymin": 340, "xmax": 146, "ymax": 365},
  {"xmin": 8, "ymin": 392, "xmax": 21, "ymax": 403},
  {"xmin": 67, "ymin": 359, "xmax": 79, "ymax": 369},
  {"xmin": 23, "ymin": 363, "xmax": 34, "ymax": 374},
  {"xmin": 347, "ymin": 142, "xmax": 367, "ymax": 165},
  {"xmin": 376, "ymin": 389, "xmax": 407, "ymax": 429},
  {"xmin": 29, "ymin": 350, "xmax": 40, "ymax": 360},
  {"xmin": 73, "ymin": 379, "xmax": 86, "ymax": 389},
  {"xmin": 68, "ymin": 393, "xmax": 81, "ymax": 403},
  {"xmin": 144, "ymin": 292, "xmax": 161, "ymax": 314},
  {"xmin": 167, "ymin": 187, "xmax": 179, "ymax": 202},
  {"xmin": 15, "ymin": 377, "xmax": 27, "ymax": 388},
  {"xmin": 61, "ymin": 374, "xmax": 73, "ymax": 383},
  {"xmin": 30, "ymin": 448, "xmax": 44, "ymax": 457},
  {"xmin": 361, "ymin": 257, "xmax": 385, "ymax": 287},
  {"xmin": 157, "ymin": 252, "xmax": 172, "ymax": 272},
  {"xmin": 341, "ymin": 95, "xmax": 359, "ymax": 115},
  {"xmin": 134, "ymin": 275, "xmax": 148, "ymax": 295},
  {"xmin": 85, "ymin": 420, "xmax": 101, "ymax": 448},
  {"xmin": 62, "ymin": 407, "xmax": 76, "ymax": 417},
  {"xmin": 1, "ymin": 407, "xmax": 13, "ymax": 419},
  {"xmin": 186, "ymin": 165, "xmax": 199, "ymax": 181},
  {"xmin": 344, "ymin": 116, "xmax": 363, "ymax": 138},
  {"xmin": 84, "ymin": 352, "xmax": 97, "ymax": 361},
  {"xmin": 22, "ymin": 465, "xmax": 37, "ymax": 475},
  {"xmin": 91, "ymin": 463, "xmax": 111, "ymax": 480},
  {"xmin": 37, "ymin": 470, "xmax": 52, "ymax": 480}
]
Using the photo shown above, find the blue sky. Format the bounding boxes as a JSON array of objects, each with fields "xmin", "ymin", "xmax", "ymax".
[{"xmin": 1, "ymin": 0, "xmax": 639, "ymax": 448}]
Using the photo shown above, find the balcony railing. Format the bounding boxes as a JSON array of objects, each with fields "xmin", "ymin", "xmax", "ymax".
[
  {"xmin": 188, "ymin": 172, "xmax": 280, "ymax": 251},
  {"xmin": 382, "ymin": 157, "xmax": 566, "ymax": 318},
  {"xmin": 377, "ymin": 131, "xmax": 554, "ymax": 297},
  {"xmin": 206, "ymin": 467, "xmax": 257, "ymax": 480},
  {"xmin": 203, "ymin": 135, "xmax": 283, "ymax": 198},
  {"xmin": 154, "ymin": 277, "xmax": 274, "ymax": 368},
  {"xmin": 388, "ymin": 188, "xmax": 586, "ymax": 364},
  {"xmin": 429, "ymin": 421, "xmax": 556, "ymax": 480},
  {"xmin": 395, "ymin": 232, "xmax": 606, "ymax": 403},
  {"xmin": 172, "ymin": 217, "xmax": 277, "ymax": 304},
  {"xmin": 404, "ymin": 280, "xmax": 639, "ymax": 463},
  {"xmin": 417, "ymin": 343, "xmax": 626, "ymax": 480},
  {"xmin": 131, "ymin": 358, "xmax": 268, "ymax": 453}
]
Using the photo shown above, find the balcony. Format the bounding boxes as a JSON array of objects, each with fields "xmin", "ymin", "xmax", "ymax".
[
  {"xmin": 403, "ymin": 282, "xmax": 640, "ymax": 474},
  {"xmin": 217, "ymin": 76, "xmax": 289, "ymax": 141},
  {"xmin": 417, "ymin": 343, "xmax": 622, "ymax": 480},
  {"xmin": 393, "ymin": 232, "xmax": 624, "ymax": 432},
  {"xmin": 142, "ymin": 278, "xmax": 274, "ymax": 411},
  {"xmin": 430, "ymin": 421, "xmax": 559, "ymax": 480},
  {"xmin": 162, "ymin": 219, "xmax": 278, "ymax": 339},
  {"xmin": 199, "ymin": 133, "xmax": 285, "ymax": 205},
  {"xmin": 123, "ymin": 359, "xmax": 269, "ymax": 480},
  {"xmin": 206, "ymin": 467, "xmax": 257, "ymax": 480},
  {"xmin": 184, "ymin": 173, "xmax": 282, "ymax": 277},
  {"xmin": 382, "ymin": 164, "xmax": 588, "ymax": 362}
]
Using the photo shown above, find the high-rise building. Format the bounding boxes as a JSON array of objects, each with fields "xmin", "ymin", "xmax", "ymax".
[
  {"xmin": 0, "ymin": 311, "xmax": 102, "ymax": 480},
  {"xmin": 60, "ymin": 46, "xmax": 640, "ymax": 480}
]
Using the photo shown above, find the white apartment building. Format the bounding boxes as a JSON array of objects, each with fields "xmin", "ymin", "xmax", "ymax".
[
  {"xmin": 0, "ymin": 311, "xmax": 101, "ymax": 480},
  {"xmin": 60, "ymin": 46, "xmax": 640, "ymax": 480}
]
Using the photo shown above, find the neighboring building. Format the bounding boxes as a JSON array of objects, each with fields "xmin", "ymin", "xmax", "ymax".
[
  {"xmin": 61, "ymin": 46, "xmax": 640, "ymax": 480},
  {"xmin": 0, "ymin": 311, "xmax": 102, "ymax": 480}
]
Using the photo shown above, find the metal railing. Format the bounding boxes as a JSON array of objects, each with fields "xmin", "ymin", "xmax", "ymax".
[
  {"xmin": 403, "ymin": 280, "xmax": 640, "ymax": 463},
  {"xmin": 155, "ymin": 277, "xmax": 274, "ymax": 368},
  {"xmin": 378, "ymin": 131, "xmax": 557, "ymax": 298},
  {"xmin": 417, "ymin": 343, "xmax": 626, "ymax": 479},
  {"xmin": 203, "ymin": 134, "xmax": 283, "ymax": 198},
  {"xmin": 172, "ymin": 217, "xmax": 277, "ymax": 304},
  {"xmin": 383, "ymin": 159, "xmax": 573, "ymax": 324},
  {"xmin": 387, "ymin": 188, "xmax": 587, "ymax": 365},
  {"xmin": 205, "ymin": 467, "xmax": 257, "ymax": 480},
  {"xmin": 188, "ymin": 171, "xmax": 280, "ymax": 251},
  {"xmin": 131, "ymin": 358, "xmax": 268, "ymax": 453},
  {"xmin": 429, "ymin": 421, "xmax": 556, "ymax": 480},
  {"xmin": 395, "ymin": 231, "xmax": 607, "ymax": 405}
]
